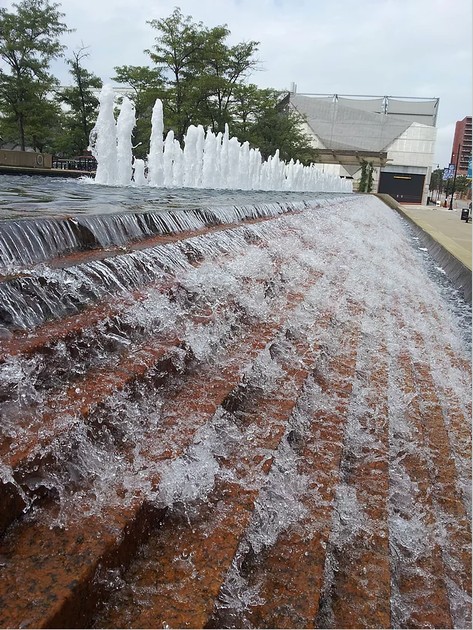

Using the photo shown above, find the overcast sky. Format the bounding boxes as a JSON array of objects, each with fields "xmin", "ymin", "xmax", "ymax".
[{"xmin": 5, "ymin": 0, "xmax": 472, "ymax": 167}]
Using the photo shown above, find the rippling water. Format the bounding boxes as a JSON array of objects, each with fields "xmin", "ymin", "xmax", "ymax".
[
  {"xmin": 0, "ymin": 173, "xmax": 470, "ymax": 350},
  {"xmin": 0, "ymin": 174, "xmax": 349, "ymax": 219}
]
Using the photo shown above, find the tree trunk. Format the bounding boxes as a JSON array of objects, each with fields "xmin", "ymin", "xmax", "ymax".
[{"xmin": 19, "ymin": 114, "xmax": 26, "ymax": 152}]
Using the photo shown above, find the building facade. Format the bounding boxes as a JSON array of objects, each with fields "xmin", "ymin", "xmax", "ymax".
[
  {"xmin": 286, "ymin": 93, "xmax": 439, "ymax": 204},
  {"xmin": 450, "ymin": 116, "xmax": 472, "ymax": 176}
]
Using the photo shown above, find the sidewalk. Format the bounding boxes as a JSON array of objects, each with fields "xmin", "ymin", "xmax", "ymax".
[{"xmin": 399, "ymin": 204, "xmax": 472, "ymax": 270}]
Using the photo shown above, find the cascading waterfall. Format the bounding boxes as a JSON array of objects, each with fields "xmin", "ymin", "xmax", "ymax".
[
  {"xmin": 0, "ymin": 176, "xmax": 471, "ymax": 628},
  {"xmin": 89, "ymin": 85, "xmax": 352, "ymax": 193}
]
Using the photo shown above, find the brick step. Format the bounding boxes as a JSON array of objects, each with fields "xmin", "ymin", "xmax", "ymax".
[
  {"xmin": 0, "ymin": 217, "xmax": 267, "ymax": 331},
  {"xmin": 384, "ymin": 312, "xmax": 471, "ymax": 629},
  {"xmin": 389, "ymin": 344, "xmax": 453, "ymax": 629},
  {"xmin": 49, "ymin": 211, "xmax": 298, "ymax": 269},
  {"xmin": 0, "ymin": 219, "xmax": 262, "ymax": 362},
  {"xmin": 0, "ymin": 218, "xmax": 308, "ymax": 490},
  {"xmin": 1, "ymin": 196, "xmax": 470, "ymax": 630},
  {"xmin": 93, "ymin": 315, "xmax": 317, "ymax": 629},
  {"xmin": 0, "ymin": 222, "xmax": 284, "ymax": 398},
  {"xmin": 91, "ymin": 274, "xmax": 347, "ymax": 629},
  {"xmin": 208, "ymin": 300, "xmax": 363, "ymax": 629},
  {"xmin": 0, "ymin": 222, "xmax": 288, "ymax": 429},
  {"xmin": 0, "ymin": 280, "xmax": 272, "ymax": 533},
  {"xmin": 0, "ymin": 293, "xmax": 135, "ymax": 362},
  {"xmin": 0, "ymin": 284, "xmax": 312, "ymax": 629},
  {"xmin": 0, "ymin": 263, "xmax": 293, "ymax": 533},
  {"xmin": 315, "ymin": 334, "xmax": 391, "ymax": 629},
  {"xmin": 0, "ymin": 276, "xmax": 182, "ymax": 361},
  {"xmin": 0, "ymin": 277, "xmax": 222, "ymax": 399},
  {"xmin": 204, "ymin": 307, "xmax": 471, "ymax": 630},
  {"xmin": 409, "ymin": 334, "xmax": 471, "ymax": 628},
  {"xmin": 411, "ymin": 318, "xmax": 472, "ymax": 503},
  {"xmin": 0, "ymin": 332, "xmax": 185, "ymax": 534},
  {"xmin": 0, "ymin": 334, "xmax": 182, "ymax": 465},
  {"xmin": 0, "ymin": 204, "xmax": 304, "ymax": 279},
  {"xmin": 0, "ymin": 290, "xmax": 176, "ymax": 406}
]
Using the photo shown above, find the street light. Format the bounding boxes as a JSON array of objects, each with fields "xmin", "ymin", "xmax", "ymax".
[
  {"xmin": 449, "ymin": 144, "xmax": 461, "ymax": 210},
  {"xmin": 436, "ymin": 164, "xmax": 441, "ymax": 202}
]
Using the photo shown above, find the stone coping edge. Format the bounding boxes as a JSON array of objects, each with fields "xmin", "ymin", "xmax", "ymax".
[{"xmin": 375, "ymin": 193, "xmax": 472, "ymax": 304}]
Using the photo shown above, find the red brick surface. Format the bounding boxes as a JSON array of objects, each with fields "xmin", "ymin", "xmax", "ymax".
[{"xmin": 0, "ymin": 212, "xmax": 471, "ymax": 630}]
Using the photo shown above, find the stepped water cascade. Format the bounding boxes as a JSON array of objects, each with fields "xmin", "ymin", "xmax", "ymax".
[
  {"xmin": 90, "ymin": 85, "xmax": 352, "ymax": 192},
  {"xmin": 0, "ymin": 167, "xmax": 471, "ymax": 630}
]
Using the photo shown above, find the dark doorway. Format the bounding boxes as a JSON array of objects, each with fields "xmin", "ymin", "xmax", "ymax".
[{"xmin": 378, "ymin": 172, "xmax": 425, "ymax": 204}]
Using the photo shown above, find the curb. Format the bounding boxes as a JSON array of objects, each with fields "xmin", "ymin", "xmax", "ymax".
[{"xmin": 376, "ymin": 194, "xmax": 472, "ymax": 304}]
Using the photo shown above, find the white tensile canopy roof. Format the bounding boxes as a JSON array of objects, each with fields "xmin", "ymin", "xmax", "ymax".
[{"xmin": 289, "ymin": 94, "xmax": 438, "ymax": 170}]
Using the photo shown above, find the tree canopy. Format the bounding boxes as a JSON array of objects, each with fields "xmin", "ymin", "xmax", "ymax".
[
  {"xmin": 0, "ymin": 0, "xmax": 70, "ymax": 150},
  {"xmin": 231, "ymin": 86, "xmax": 318, "ymax": 164},
  {"xmin": 144, "ymin": 8, "xmax": 260, "ymax": 140},
  {"xmin": 0, "ymin": 3, "xmax": 317, "ymax": 166},
  {"xmin": 57, "ymin": 47, "xmax": 102, "ymax": 154}
]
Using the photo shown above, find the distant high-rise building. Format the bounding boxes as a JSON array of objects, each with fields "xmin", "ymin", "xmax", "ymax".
[{"xmin": 450, "ymin": 116, "xmax": 472, "ymax": 175}]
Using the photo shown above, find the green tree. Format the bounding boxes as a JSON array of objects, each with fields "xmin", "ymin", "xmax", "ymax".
[
  {"xmin": 94, "ymin": 9, "xmax": 316, "ymax": 168},
  {"xmin": 232, "ymin": 85, "xmax": 317, "ymax": 164},
  {"xmin": 27, "ymin": 86, "xmax": 64, "ymax": 152},
  {"xmin": 58, "ymin": 47, "xmax": 102, "ymax": 154},
  {"xmin": 429, "ymin": 168, "xmax": 443, "ymax": 194},
  {"xmin": 453, "ymin": 174, "xmax": 471, "ymax": 196},
  {"xmin": 0, "ymin": 69, "xmax": 65, "ymax": 153},
  {"xmin": 193, "ymin": 31, "xmax": 259, "ymax": 131},
  {"xmin": 145, "ymin": 8, "xmax": 259, "ymax": 140},
  {"xmin": 145, "ymin": 8, "xmax": 207, "ymax": 140},
  {"xmin": 358, "ymin": 159, "xmax": 374, "ymax": 192},
  {"xmin": 0, "ymin": 0, "xmax": 70, "ymax": 150}
]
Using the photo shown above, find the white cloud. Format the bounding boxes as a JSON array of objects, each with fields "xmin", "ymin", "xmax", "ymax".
[{"xmin": 3, "ymin": 0, "xmax": 471, "ymax": 166}]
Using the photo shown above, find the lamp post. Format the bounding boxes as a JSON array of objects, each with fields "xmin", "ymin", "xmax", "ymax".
[
  {"xmin": 444, "ymin": 169, "xmax": 450, "ymax": 206},
  {"xmin": 449, "ymin": 144, "xmax": 461, "ymax": 210}
]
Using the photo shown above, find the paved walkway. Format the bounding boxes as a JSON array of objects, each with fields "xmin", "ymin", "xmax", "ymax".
[{"xmin": 400, "ymin": 204, "xmax": 472, "ymax": 270}]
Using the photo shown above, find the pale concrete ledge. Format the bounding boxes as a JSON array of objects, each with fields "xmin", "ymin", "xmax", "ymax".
[{"xmin": 376, "ymin": 193, "xmax": 472, "ymax": 303}]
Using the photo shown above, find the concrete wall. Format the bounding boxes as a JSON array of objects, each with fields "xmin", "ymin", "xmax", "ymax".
[
  {"xmin": 383, "ymin": 123, "xmax": 436, "ymax": 204},
  {"xmin": 377, "ymin": 193, "xmax": 471, "ymax": 302},
  {"xmin": 0, "ymin": 150, "xmax": 52, "ymax": 169},
  {"xmin": 386, "ymin": 123, "xmax": 436, "ymax": 168}
]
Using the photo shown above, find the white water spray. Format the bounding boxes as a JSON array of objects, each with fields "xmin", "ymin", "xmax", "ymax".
[
  {"xmin": 148, "ymin": 99, "xmax": 165, "ymax": 187},
  {"xmin": 116, "ymin": 97, "xmax": 136, "ymax": 186},
  {"xmin": 90, "ymin": 85, "xmax": 118, "ymax": 186},
  {"xmin": 90, "ymin": 86, "xmax": 352, "ymax": 193}
]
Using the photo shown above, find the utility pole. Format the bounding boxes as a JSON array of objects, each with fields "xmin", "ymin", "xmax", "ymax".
[
  {"xmin": 449, "ymin": 144, "xmax": 461, "ymax": 210},
  {"xmin": 436, "ymin": 164, "xmax": 441, "ymax": 202}
]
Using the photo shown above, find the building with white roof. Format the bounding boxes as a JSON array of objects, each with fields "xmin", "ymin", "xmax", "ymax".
[{"xmin": 284, "ymin": 92, "xmax": 439, "ymax": 204}]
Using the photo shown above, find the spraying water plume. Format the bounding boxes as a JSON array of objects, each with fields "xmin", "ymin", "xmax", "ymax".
[{"xmin": 90, "ymin": 85, "xmax": 352, "ymax": 193}]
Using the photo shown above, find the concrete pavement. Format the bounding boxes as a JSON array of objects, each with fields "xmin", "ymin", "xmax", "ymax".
[
  {"xmin": 399, "ymin": 204, "xmax": 471, "ymax": 270},
  {"xmin": 376, "ymin": 194, "xmax": 472, "ymax": 302}
]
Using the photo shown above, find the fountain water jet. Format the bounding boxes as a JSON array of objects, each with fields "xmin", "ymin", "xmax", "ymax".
[
  {"xmin": 116, "ymin": 97, "xmax": 136, "ymax": 186},
  {"xmin": 148, "ymin": 99, "xmax": 164, "ymax": 187},
  {"xmin": 90, "ymin": 86, "xmax": 352, "ymax": 193},
  {"xmin": 90, "ymin": 85, "xmax": 118, "ymax": 186}
]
